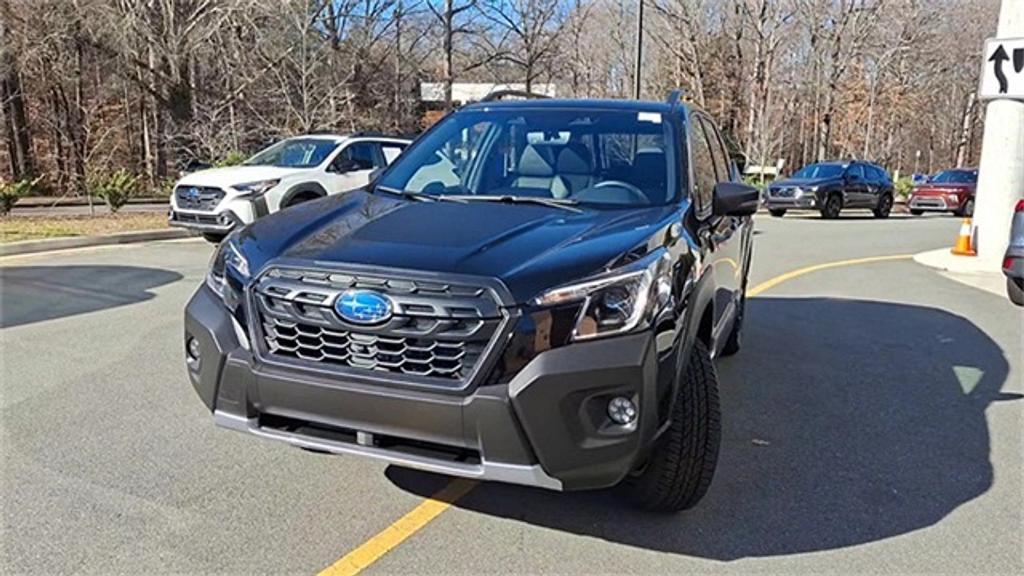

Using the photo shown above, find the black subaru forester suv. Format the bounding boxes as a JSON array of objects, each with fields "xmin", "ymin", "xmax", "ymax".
[{"xmin": 184, "ymin": 94, "xmax": 758, "ymax": 511}]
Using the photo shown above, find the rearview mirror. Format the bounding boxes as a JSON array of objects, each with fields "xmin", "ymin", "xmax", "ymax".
[{"xmin": 712, "ymin": 182, "xmax": 759, "ymax": 217}]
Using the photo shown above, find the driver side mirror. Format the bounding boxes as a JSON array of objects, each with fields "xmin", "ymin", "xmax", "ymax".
[{"xmin": 712, "ymin": 182, "xmax": 759, "ymax": 217}]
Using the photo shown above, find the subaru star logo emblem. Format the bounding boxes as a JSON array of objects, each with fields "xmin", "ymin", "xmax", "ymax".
[
  {"xmin": 335, "ymin": 290, "xmax": 393, "ymax": 325},
  {"xmin": 187, "ymin": 187, "xmax": 200, "ymax": 200}
]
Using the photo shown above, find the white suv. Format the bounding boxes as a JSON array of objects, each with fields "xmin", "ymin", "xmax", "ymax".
[{"xmin": 169, "ymin": 133, "xmax": 411, "ymax": 242}]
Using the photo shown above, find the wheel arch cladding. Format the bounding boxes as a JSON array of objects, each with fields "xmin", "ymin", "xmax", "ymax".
[{"xmin": 282, "ymin": 183, "xmax": 327, "ymax": 207}]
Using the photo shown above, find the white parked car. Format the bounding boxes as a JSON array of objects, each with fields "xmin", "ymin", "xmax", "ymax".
[{"xmin": 169, "ymin": 133, "xmax": 411, "ymax": 242}]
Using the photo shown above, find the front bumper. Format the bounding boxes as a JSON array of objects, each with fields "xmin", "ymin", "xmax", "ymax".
[
  {"xmin": 908, "ymin": 195, "xmax": 960, "ymax": 212},
  {"xmin": 184, "ymin": 284, "xmax": 661, "ymax": 491},
  {"xmin": 763, "ymin": 194, "xmax": 818, "ymax": 210},
  {"xmin": 169, "ymin": 210, "xmax": 240, "ymax": 233},
  {"xmin": 169, "ymin": 195, "xmax": 260, "ymax": 232}
]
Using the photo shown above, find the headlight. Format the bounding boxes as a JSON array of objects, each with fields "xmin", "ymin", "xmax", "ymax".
[
  {"xmin": 206, "ymin": 236, "xmax": 250, "ymax": 303},
  {"xmin": 534, "ymin": 248, "xmax": 672, "ymax": 341},
  {"xmin": 792, "ymin": 187, "xmax": 804, "ymax": 197},
  {"xmin": 233, "ymin": 179, "xmax": 280, "ymax": 198},
  {"xmin": 808, "ymin": 185, "xmax": 820, "ymax": 192}
]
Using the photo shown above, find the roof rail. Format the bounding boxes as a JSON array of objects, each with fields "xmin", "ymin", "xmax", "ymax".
[
  {"xmin": 350, "ymin": 130, "xmax": 389, "ymax": 138},
  {"xmin": 480, "ymin": 90, "xmax": 550, "ymax": 102},
  {"xmin": 666, "ymin": 89, "xmax": 685, "ymax": 113}
]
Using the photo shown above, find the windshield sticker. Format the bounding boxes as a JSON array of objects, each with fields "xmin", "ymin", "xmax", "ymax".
[{"xmin": 637, "ymin": 112, "xmax": 662, "ymax": 124}]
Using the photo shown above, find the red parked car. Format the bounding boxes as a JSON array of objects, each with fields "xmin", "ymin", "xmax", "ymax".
[{"xmin": 908, "ymin": 168, "xmax": 978, "ymax": 216}]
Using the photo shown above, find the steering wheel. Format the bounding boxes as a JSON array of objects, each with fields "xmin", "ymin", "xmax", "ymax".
[{"xmin": 593, "ymin": 180, "xmax": 648, "ymax": 204}]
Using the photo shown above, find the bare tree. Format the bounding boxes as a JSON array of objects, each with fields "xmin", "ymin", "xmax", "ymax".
[
  {"xmin": 0, "ymin": 1, "xmax": 37, "ymax": 180},
  {"xmin": 481, "ymin": 0, "xmax": 564, "ymax": 92},
  {"xmin": 0, "ymin": 0, "xmax": 1003, "ymax": 194}
]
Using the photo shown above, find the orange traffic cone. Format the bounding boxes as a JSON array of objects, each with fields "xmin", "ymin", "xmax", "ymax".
[{"xmin": 951, "ymin": 217, "xmax": 976, "ymax": 256}]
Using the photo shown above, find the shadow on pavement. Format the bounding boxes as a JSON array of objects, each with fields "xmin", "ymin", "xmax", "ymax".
[
  {"xmin": 388, "ymin": 296, "xmax": 1016, "ymax": 560},
  {"xmin": 0, "ymin": 265, "xmax": 183, "ymax": 328}
]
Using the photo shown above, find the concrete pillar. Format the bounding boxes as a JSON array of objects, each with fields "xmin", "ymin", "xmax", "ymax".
[{"xmin": 974, "ymin": 0, "xmax": 1024, "ymax": 267}]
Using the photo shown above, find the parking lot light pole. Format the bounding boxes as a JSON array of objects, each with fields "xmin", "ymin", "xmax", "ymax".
[{"xmin": 974, "ymin": 0, "xmax": 1024, "ymax": 267}]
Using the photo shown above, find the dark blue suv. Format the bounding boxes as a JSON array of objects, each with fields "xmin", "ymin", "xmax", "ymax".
[
  {"xmin": 183, "ymin": 93, "xmax": 758, "ymax": 511},
  {"xmin": 764, "ymin": 160, "xmax": 895, "ymax": 219}
]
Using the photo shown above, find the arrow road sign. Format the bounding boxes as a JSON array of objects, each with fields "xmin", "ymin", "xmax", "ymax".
[{"xmin": 980, "ymin": 37, "xmax": 1024, "ymax": 100}]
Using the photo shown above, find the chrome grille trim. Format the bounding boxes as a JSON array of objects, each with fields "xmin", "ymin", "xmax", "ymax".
[{"xmin": 175, "ymin": 185, "xmax": 225, "ymax": 211}]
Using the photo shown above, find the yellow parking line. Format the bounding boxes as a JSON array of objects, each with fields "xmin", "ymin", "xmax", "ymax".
[
  {"xmin": 747, "ymin": 254, "xmax": 912, "ymax": 297},
  {"xmin": 316, "ymin": 252, "xmax": 915, "ymax": 575},
  {"xmin": 317, "ymin": 478, "xmax": 478, "ymax": 576}
]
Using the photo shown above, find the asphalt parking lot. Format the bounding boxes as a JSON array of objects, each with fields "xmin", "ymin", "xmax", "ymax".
[{"xmin": 1, "ymin": 213, "xmax": 1021, "ymax": 575}]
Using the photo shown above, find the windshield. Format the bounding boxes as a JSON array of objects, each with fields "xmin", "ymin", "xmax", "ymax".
[
  {"xmin": 245, "ymin": 138, "xmax": 340, "ymax": 168},
  {"xmin": 377, "ymin": 109, "xmax": 678, "ymax": 207},
  {"xmin": 793, "ymin": 163, "xmax": 845, "ymax": 179},
  {"xmin": 930, "ymin": 170, "xmax": 977, "ymax": 184}
]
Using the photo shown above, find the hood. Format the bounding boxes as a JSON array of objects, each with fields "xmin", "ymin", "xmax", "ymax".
[
  {"xmin": 771, "ymin": 177, "xmax": 839, "ymax": 188},
  {"xmin": 238, "ymin": 191, "xmax": 680, "ymax": 303},
  {"xmin": 177, "ymin": 165, "xmax": 308, "ymax": 190}
]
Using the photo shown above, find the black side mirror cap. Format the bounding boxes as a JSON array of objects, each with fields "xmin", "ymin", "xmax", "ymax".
[{"xmin": 712, "ymin": 182, "xmax": 760, "ymax": 217}]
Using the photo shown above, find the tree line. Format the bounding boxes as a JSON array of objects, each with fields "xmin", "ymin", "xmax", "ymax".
[{"xmin": 0, "ymin": 0, "xmax": 1000, "ymax": 198}]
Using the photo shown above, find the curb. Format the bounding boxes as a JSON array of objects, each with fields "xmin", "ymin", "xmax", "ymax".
[
  {"xmin": 15, "ymin": 197, "xmax": 167, "ymax": 208},
  {"xmin": 913, "ymin": 247, "xmax": 1002, "ymax": 275},
  {"xmin": 913, "ymin": 247, "xmax": 1006, "ymax": 299},
  {"xmin": 0, "ymin": 228, "xmax": 195, "ymax": 258}
]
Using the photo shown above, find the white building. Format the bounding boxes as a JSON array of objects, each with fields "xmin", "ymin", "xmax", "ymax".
[{"xmin": 420, "ymin": 82, "xmax": 558, "ymax": 105}]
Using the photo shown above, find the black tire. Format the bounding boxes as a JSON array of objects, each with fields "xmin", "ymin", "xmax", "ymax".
[
  {"xmin": 820, "ymin": 193, "xmax": 842, "ymax": 219},
  {"xmin": 768, "ymin": 208, "xmax": 786, "ymax": 218},
  {"xmin": 720, "ymin": 291, "xmax": 745, "ymax": 357},
  {"xmin": 622, "ymin": 339, "xmax": 721, "ymax": 512},
  {"xmin": 956, "ymin": 198, "xmax": 975, "ymax": 218},
  {"xmin": 202, "ymin": 232, "xmax": 227, "ymax": 244},
  {"xmin": 873, "ymin": 193, "xmax": 893, "ymax": 219},
  {"xmin": 910, "ymin": 209, "xmax": 924, "ymax": 216},
  {"xmin": 1008, "ymin": 277, "xmax": 1024, "ymax": 307}
]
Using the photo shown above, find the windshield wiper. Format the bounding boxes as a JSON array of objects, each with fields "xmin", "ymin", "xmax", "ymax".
[
  {"xmin": 449, "ymin": 195, "xmax": 583, "ymax": 213},
  {"xmin": 374, "ymin": 185, "xmax": 466, "ymax": 203}
]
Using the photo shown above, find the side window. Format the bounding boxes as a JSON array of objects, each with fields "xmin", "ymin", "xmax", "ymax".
[
  {"xmin": 332, "ymin": 142, "xmax": 381, "ymax": 172},
  {"xmin": 689, "ymin": 118, "xmax": 717, "ymax": 215},
  {"xmin": 847, "ymin": 164, "xmax": 866, "ymax": 181},
  {"xmin": 381, "ymin": 143, "xmax": 407, "ymax": 165},
  {"xmin": 699, "ymin": 117, "xmax": 731, "ymax": 183}
]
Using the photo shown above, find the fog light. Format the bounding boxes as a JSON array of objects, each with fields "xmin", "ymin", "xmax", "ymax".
[
  {"xmin": 607, "ymin": 396, "xmax": 637, "ymax": 425},
  {"xmin": 186, "ymin": 336, "xmax": 201, "ymax": 363}
]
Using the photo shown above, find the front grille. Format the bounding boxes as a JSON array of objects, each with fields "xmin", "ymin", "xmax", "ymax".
[
  {"xmin": 770, "ymin": 187, "xmax": 796, "ymax": 197},
  {"xmin": 175, "ymin": 185, "xmax": 225, "ymax": 211},
  {"xmin": 252, "ymin": 268, "xmax": 504, "ymax": 385},
  {"xmin": 910, "ymin": 197, "xmax": 947, "ymax": 209},
  {"xmin": 171, "ymin": 212, "xmax": 225, "ymax": 226}
]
